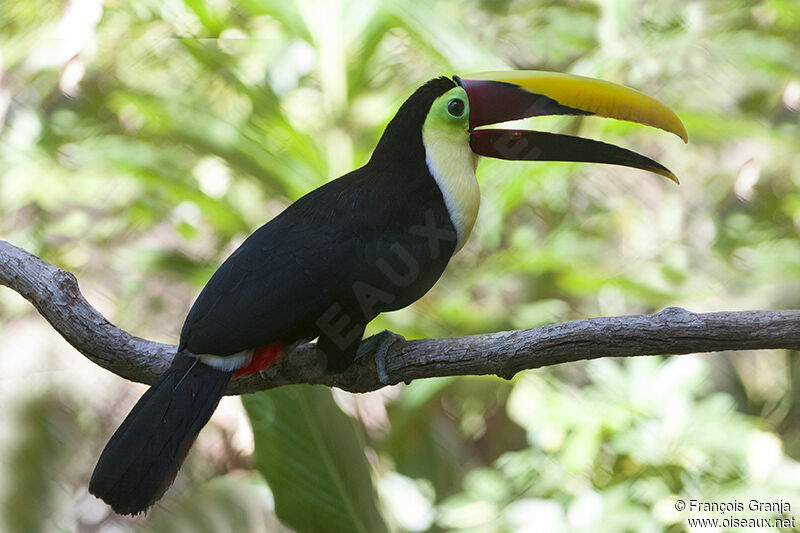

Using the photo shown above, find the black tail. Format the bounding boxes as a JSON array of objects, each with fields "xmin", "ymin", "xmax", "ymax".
[{"xmin": 89, "ymin": 353, "xmax": 233, "ymax": 515}]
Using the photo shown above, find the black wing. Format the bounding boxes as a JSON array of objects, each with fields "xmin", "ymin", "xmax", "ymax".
[{"xmin": 179, "ymin": 165, "xmax": 456, "ymax": 356}]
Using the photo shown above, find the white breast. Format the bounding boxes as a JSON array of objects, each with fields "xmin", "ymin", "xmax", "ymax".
[{"xmin": 422, "ymin": 129, "xmax": 480, "ymax": 252}]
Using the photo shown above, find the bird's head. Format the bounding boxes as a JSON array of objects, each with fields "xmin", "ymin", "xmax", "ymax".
[{"xmin": 375, "ymin": 71, "xmax": 687, "ymax": 182}]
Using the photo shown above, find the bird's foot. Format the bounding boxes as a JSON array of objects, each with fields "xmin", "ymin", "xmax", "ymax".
[{"xmin": 355, "ymin": 330, "xmax": 405, "ymax": 385}]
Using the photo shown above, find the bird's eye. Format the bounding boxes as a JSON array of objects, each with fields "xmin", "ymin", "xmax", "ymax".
[{"xmin": 447, "ymin": 98, "xmax": 465, "ymax": 118}]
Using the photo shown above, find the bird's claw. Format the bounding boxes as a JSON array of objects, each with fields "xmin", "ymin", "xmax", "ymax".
[{"xmin": 355, "ymin": 330, "xmax": 405, "ymax": 385}]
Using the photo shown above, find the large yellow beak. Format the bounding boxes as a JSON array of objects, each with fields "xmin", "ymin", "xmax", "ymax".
[{"xmin": 455, "ymin": 70, "xmax": 687, "ymax": 182}]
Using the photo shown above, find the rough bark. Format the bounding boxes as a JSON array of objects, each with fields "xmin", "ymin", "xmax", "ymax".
[{"xmin": 2, "ymin": 239, "xmax": 799, "ymax": 394}]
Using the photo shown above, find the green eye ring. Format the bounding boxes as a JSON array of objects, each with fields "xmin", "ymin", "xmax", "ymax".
[{"xmin": 447, "ymin": 98, "xmax": 465, "ymax": 118}]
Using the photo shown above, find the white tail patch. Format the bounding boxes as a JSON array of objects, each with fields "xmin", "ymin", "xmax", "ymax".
[{"xmin": 197, "ymin": 350, "xmax": 254, "ymax": 371}]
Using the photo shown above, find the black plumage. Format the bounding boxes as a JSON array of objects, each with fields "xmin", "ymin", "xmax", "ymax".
[
  {"xmin": 90, "ymin": 77, "xmax": 460, "ymax": 514},
  {"xmin": 89, "ymin": 353, "xmax": 231, "ymax": 515},
  {"xmin": 180, "ymin": 76, "xmax": 458, "ymax": 369}
]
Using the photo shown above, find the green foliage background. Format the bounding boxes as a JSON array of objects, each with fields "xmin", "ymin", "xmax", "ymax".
[{"xmin": 1, "ymin": 0, "xmax": 800, "ymax": 531}]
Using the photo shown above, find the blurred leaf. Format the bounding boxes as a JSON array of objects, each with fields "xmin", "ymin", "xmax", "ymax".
[
  {"xmin": 384, "ymin": 0, "xmax": 505, "ymax": 71},
  {"xmin": 143, "ymin": 474, "xmax": 284, "ymax": 533},
  {"xmin": 2, "ymin": 392, "xmax": 76, "ymax": 533},
  {"xmin": 237, "ymin": 0, "xmax": 311, "ymax": 41},
  {"xmin": 243, "ymin": 386, "xmax": 387, "ymax": 533}
]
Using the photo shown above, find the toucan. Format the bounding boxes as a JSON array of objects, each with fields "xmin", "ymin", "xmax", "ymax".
[{"xmin": 89, "ymin": 71, "xmax": 687, "ymax": 515}]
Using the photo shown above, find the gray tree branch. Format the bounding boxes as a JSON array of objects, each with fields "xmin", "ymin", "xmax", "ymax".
[{"xmin": 2, "ymin": 239, "xmax": 799, "ymax": 395}]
